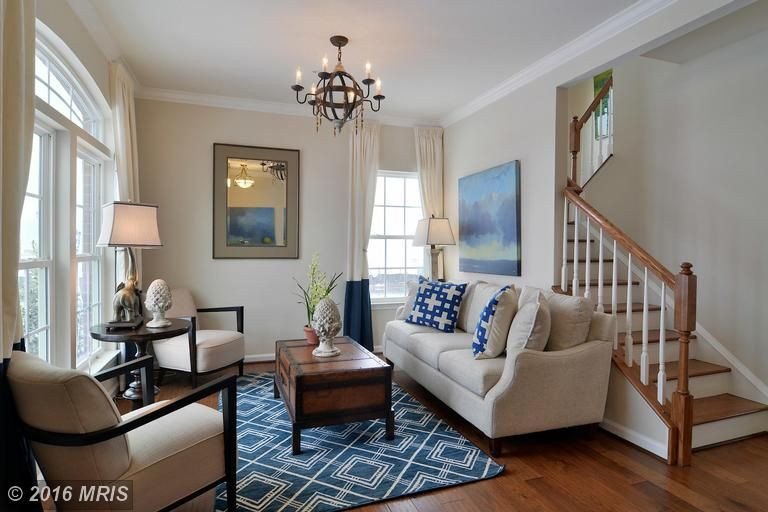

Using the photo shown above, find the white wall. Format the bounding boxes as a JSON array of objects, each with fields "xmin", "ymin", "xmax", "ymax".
[
  {"xmin": 136, "ymin": 99, "xmax": 415, "ymax": 357},
  {"xmin": 583, "ymin": 28, "xmax": 768, "ymax": 383},
  {"xmin": 441, "ymin": 0, "xmax": 740, "ymax": 290}
]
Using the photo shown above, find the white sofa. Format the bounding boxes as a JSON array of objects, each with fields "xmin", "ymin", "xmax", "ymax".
[{"xmin": 383, "ymin": 282, "xmax": 615, "ymax": 455}]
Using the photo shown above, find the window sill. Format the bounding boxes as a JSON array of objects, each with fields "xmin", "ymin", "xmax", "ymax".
[
  {"xmin": 79, "ymin": 348, "xmax": 121, "ymax": 375},
  {"xmin": 371, "ymin": 300, "xmax": 406, "ymax": 311}
]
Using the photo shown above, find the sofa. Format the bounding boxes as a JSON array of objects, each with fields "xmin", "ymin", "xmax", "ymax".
[{"xmin": 383, "ymin": 281, "xmax": 615, "ymax": 455}]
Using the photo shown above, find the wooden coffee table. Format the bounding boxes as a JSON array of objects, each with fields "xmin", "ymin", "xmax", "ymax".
[{"xmin": 274, "ymin": 336, "xmax": 395, "ymax": 455}]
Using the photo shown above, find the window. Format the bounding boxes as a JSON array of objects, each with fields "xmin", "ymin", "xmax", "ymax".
[
  {"xmin": 75, "ymin": 155, "xmax": 102, "ymax": 366},
  {"xmin": 18, "ymin": 131, "xmax": 52, "ymax": 360},
  {"xmin": 368, "ymin": 172, "xmax": 424, "ymax": 299},
  {"xmin": 35, "ymin": 41, "xmax": 102, "ymax": 140}
]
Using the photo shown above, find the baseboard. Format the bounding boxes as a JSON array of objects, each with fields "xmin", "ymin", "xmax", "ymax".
[
  {"xmin": 599, "ymin": 418, "xmax": 667, "ymax": 459},
  {"xmin": 244, "ymin": 344, "xmax": 385, "ymax": 364}
]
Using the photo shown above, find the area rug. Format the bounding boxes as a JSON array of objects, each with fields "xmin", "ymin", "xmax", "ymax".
[{"xmin": 215, "ymin": 373, "xmax": 503, "ymax": 511}]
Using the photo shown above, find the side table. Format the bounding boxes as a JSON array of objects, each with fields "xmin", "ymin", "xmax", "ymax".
[{"xmin": 91, "ymin": 318, "xmax": 191, "ymax": 410}]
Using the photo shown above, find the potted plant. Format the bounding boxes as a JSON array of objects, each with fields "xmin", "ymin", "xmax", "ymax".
[{"xmin": 295, "ymin": 254, "xmax": 342, "ymax": 344}]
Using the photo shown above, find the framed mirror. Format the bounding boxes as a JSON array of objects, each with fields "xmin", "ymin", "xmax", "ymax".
[{"xmin": 213, "ymin": 143, "xmax": 299, "ymax": 258}]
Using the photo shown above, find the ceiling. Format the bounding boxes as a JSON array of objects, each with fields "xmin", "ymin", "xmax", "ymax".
[{"xmin": 86, "ymin": 0, "xmax": 639, "ymax": 124}]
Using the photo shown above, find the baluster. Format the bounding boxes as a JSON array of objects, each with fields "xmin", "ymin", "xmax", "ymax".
[
  {"xmin": 657, "ymin": 282, "xmax": 667, "ymax": 404},
  {"xmin": 596, "ymin": 228, "xmax": 604, "ymax": 313},
  {"xmin": 584, "ymin": 217, "xmax": 591, "ymax": 300},
  {"xmin": 611, "ymin": 239, "xmax": 618, "ymax": 350},
  {"xmin": 597, "ymin": 102, "xmax": 604, "ymax": 167},
  {"xmin": 561, "ymin": 198, "xmax": 569, "ymax": 292},
  {"xmin": 572, "ymin": 209, "xmax": 579, "ymax": 296},
  {"xmin": 624, "ymin": 253, "xmax": 634, "ymax": 366},
  {"xmin": 641, "ymin": 267, "xmax": 650, "ymax": 384}
]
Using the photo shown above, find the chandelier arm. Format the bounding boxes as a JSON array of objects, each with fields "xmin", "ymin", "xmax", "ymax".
[{"xmin": 364, "ymin": 98, "xmax": 382, "ymax": 113}]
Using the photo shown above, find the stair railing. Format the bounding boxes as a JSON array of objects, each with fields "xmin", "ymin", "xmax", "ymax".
[
  {"xmin": 569, "ymin": 76, "xmax": 613, "ymax": 186},
  {"xmin": 562, "ymin": 187, "xmax": 696, "ymax": 466}
]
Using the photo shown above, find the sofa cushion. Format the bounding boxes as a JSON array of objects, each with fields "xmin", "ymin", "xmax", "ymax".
[
  {"xmin": 153, "ymin": 330, "xmax": 244, "ymax": 372},
  {"xmin": 439, "ymin": 349, "xmax": 506, "ymax": 397},
  {"xmin": 395, "ymin": 280, "xmax": 421, "ymax": 320},
  {"xmin": 408, "ymin": 332, "xmax": 474, "ymax": 369},
  {"xmin": 472, "ymin": 286, "xmax": 518, "ymax": 359},
  {"xmin": 459, "ymin": 281, "xmax": 513, "ymax": 334},
  {"xmin": 544, "ymin": 291, "xmax": 593, "ymax": 351},
  {"xmin": 507, "ymin": 294, "xmax": 551, "ymax": 352},
  {"xmin": 384, "ymin": 320, "xmax": 442, "ymax": 350},
  {"xmin": 406, "ymin": 281, "xmax": 467, "ymax": 332}
]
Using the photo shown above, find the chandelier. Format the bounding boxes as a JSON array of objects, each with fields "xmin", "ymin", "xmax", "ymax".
[
  {"xmin": 291, "ymin": 35, "xmax": 385, "ymax": 134},
  {"xmin": 232, "ymin": 163, "xmax": 254, "ymax": 189},
  {"xmin": 261, "ymin": 161, "xmax": 287, "ymax": 182}
]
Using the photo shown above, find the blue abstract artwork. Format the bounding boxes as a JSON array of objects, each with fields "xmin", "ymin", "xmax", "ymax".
[
  {"xmin": 459, "ymin": 161, "xmax": 521, "ymax": 276},
  {"xmin": 228, "ymin": 207, "xmax": 276, "ymax": 246}
]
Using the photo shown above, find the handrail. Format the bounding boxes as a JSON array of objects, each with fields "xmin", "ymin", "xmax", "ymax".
[
  {"xmin": 564, "ymin": 187, "xmax": 676, "ymax": 287},
  {"xmin": 578, "ymin": 76, "xmax": 613, "ymax": 128}
]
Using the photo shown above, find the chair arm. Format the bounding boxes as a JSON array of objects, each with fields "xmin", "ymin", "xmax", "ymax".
[
  {"xmin": 23, "ymin": 374, "xmax": 238, "ymax": 447},
  {"xmin": 94, "ymin": 355, "xmax": 155, "ymax": 407},
  {"xmin": 197, "ymin": 306, "xmax": 244, "ymax": 333}
]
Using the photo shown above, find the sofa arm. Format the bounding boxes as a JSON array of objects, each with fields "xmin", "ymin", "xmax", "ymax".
[{"xmin": 484, "ymin": 340, "xmax": 613, "ymax": 437}]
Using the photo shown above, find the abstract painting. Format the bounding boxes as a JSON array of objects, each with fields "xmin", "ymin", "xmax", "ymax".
[
  {"xmin": 227, "ymin": 207, "xmax": 276, "ymax": 246},
  {"xmin": 459, "ymin": 160, "xmax": 521, "ymax": 276}
]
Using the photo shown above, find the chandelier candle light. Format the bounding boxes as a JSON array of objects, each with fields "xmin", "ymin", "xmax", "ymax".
[{"xmin": 291, "ymin": 35, "xmax": 385, "ymax": 135}]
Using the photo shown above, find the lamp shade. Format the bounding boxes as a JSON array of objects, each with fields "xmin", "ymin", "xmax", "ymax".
[
  {"xmin": 97, "ymin": 202, "xmax": 162, "ymax": 248},
  {"xmin": 413, "ymin": 217, "xmax": 455, "ymax": 246}
]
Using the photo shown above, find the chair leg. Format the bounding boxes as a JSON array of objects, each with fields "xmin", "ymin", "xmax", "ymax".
[
  {"xmin": 489, "ymin": 437, "xmax": 502, "ymax": 457},
  {"xmin": 156, "ymin": 368, "xmax": 166, "ymax": 386},
  {"xmin": 191, "ymin": 371, "xmax": 197, "ymax": 388},
  {"xmin": 238, "ymin": 360, "xmax": 244, "ymax": 376},
  {"xmin": 226, "ymin": 472, "xmax": 237, "ymax": 511}
]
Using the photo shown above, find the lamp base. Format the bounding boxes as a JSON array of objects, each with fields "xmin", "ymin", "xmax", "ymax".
[{"xmin": 430, "ymin": 245, "xmax": 444, "ymax": 281}]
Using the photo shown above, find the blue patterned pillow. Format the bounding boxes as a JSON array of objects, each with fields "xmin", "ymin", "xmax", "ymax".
[
  {"xmin": 406, "ymin": 281, "xmax": 467, "ymax": 333},
  {"xmin": 472, "ymin": 286, "xmax": 516, "ymax": 359}
]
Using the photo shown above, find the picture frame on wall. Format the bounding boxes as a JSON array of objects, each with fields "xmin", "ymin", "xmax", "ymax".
[
  {"xmin": 458, "ymin": 160, "xmax": 521, "ymax": 276},
  {"xmin": 212, "ymin": 143, "xmax": 300, "ymax": 258}
]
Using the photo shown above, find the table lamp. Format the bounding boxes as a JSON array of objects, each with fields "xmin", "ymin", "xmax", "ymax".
[
  {"xmin": 97, "ymin": 202, "xmax": 162, "ymax": 329},
  {"xmin": 413, "ymin": 215, "xmax": 455, "ymax": 281}
]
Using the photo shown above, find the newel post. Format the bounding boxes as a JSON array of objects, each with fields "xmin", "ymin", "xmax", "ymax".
[
  {"xmin": 672, "ymin": 262, "xmax": 696, "ymax": 466},
  {"xmin": 569, "ymin": 116, "xmax": 580, "ymax": 184}
]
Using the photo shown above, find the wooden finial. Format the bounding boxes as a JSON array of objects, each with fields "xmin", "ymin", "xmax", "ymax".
[{"xmin": 680, "ymin": 262, "xmax": 693, "ymax": 275}]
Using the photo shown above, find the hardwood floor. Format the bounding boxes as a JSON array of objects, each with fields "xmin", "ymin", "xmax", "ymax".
[{"xmin": 116, "ymin": 362, "xmax": 768, "ymax": 512}]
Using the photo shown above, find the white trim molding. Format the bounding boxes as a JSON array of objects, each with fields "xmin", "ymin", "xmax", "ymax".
[{"xmin": 440, "ymin": 0, "xmax": 677, "ymax": 126}]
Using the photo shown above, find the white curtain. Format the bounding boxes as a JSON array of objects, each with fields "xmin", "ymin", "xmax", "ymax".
[
  {"xmin": 414, "ymin": 126, "xmax": 444, "ymax": 278},
  {"xmin": 110, "ymin": 61, "xmax": 143, "ymax": 283},
  {"xmin": 415, "ymin": 127, "xmax": 444, "ymax": 217},
  {"xmin": 1, "ymin": 0, "xmax": 36, "ymax": 359},
  {"xmin": 346, "ymin": 123, "xmax": 380, "ymax": 281},
  {"xmin": 343, "ymin": 122, "xmax": 379, "ymax": 350}
]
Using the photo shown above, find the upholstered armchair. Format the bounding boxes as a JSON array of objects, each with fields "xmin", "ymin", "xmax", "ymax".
[
  {"xmin": 154, "ymin": 288, "xmax": 245, "ymax": 387},
  {"xmin": 7, "ymin": 351, "xmax": 238, "ymax": 511}
]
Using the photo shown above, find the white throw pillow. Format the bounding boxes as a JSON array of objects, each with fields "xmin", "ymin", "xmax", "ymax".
[
  {"xmin": 507, "ymin": 291, "xmax": 551, "ymax": 351},
  {"xmin": 395, "ymin": 280, "xmax": 420, "ymax": 320},
  {"xmin": 471, "ymin": 287, "xmax": 518, "ymax": 359},
  {"xmin": 544, "ymin": 291, "xmax": 593, "ymax": 351}
]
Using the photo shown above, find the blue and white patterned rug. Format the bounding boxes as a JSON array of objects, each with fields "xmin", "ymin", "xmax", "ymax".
[{"xmin": 215, "ymin": 373, "xmax": 503, "ymax": 511}]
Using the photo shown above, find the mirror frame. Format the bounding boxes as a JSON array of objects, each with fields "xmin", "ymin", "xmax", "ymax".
[{"xmin": 213, "ymin": 143, "xmax": 300, "ymax": 259}]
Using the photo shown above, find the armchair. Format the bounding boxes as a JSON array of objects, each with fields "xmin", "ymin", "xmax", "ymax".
[
  {"xmin": 154, "ymin": 288, "xmax": 245, "ymax": 387},
  {"xmin": 6, "ymin": 351, "xmax": 238, "ymax": 511}
]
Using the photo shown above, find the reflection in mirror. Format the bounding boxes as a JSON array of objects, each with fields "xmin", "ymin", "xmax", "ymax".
[{"xmin": 226, "ymin": 158, "xmax": 288, "ymax": 247}]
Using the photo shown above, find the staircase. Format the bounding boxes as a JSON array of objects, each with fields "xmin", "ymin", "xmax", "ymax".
[{"xmin": 559, "ymin": 81, "xmax": 768, "ymax": 465}]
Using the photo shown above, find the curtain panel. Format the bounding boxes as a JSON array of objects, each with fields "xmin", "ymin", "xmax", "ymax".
[
  {"xmin": 343, "ymin": 123, "xmax": 380, "ymax": 351},
  {"xmin": 414, "ymin": 126, "xmax": 445, "ymax": 278},
  {"xmin": 110, "ymin": 61, "xmax": 144, "ymax": 284},
  {"xmin": 1, "ymin": 0, "xmax": 42, "ymax": 508}
]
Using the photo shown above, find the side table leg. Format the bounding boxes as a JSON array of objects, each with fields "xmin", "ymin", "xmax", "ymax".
[
  {"xmin": 292, "ymin": 424, "xmax": 301, "ymax": 455},
  {"xmin": 386, "ymin": 409, "xmax": 395, "ymax": 440},
  {"xmin": 273, "ymin": 375, "xmax": 280, "ymax": 399}
]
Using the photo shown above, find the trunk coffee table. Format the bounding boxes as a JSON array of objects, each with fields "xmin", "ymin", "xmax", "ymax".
[{"xmin": 274, "ymin": 336, "xmax": 395, "ymax": 455}]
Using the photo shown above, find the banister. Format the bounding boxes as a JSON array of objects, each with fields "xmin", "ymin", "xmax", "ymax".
[
  {"xmin": 564, "ymin": 187, "xmax": 676, "ymax": 288},
  {"xmin": 578, "ymin": 76, "xmax": 613, "ymax": 128}
]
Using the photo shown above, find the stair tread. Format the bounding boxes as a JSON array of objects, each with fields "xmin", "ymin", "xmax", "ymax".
[
  {"xmin": 693, "ymin": 393, "xmax": 768, "ymax": 425},
  {"xmin": 603, "ymin": 303, "xmax": 662, "ymax": 314},
  {"xmin": 566, "ymin": 258, "xmax": 614, "ymax": 263},
  {"xmin": 567, "ymin": 238, "xmax": 596, "ymax": 243},
  {"xmin": 565, "ymin": 279, "xmax": 640, "ymax": 290},
  {"xmin": 649, "ymin": 359, "xmax": 731, "ymax": 382},
  {"xmin": 628, "ymin": 329, "xmax": 697, "ymax": 344}
]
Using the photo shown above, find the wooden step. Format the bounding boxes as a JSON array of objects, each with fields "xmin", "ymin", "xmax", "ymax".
[
  {"xmin": 566, "ymin": 258, "xmax": 613, "ymax": 263},
  {"xmin": 603, "ymin": 303, "xmax": 662, "ymax": 314},
  {"xmin": 567, "ymin": 238, "xmax": 596, "ymax": 243},
  {"xmin": 629, "ymin": 330, "xmax": 697, "ymax": 344},
  {"xmin": 693, "ymin": 393, "xmax": 768, "ymax": 425},
  {"xmin": 650, "ymin": 359, "xmax": 731, "ymax": 382},
  {"xmin": 564, "ymin": 279, "xmax": 639, "ymax": 292}
]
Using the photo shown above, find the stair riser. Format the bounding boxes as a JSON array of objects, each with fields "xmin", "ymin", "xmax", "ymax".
[
  {"xmin": 662, "ymin": 372, "xmax": 732, "ymax": 400},
  {"xmin": 631, "ymin": 341, "xmax": 680, "ymax": 365},
  {"xmin": 693, "ymin": 410, "xmax": 768, "ymax": 449},
  {"xmin": 615, "ymin": 310, "xmax": 663, "ymax": 332},
  {"xmin": 563, "ymin": 283, "xmax": 641, "ymax": 300},
  {"xmin": 566, "ymin": 242, "xmax": 607, "ymax": 259}
]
